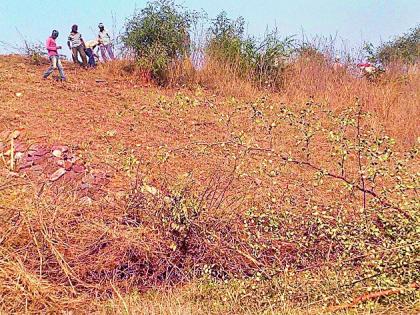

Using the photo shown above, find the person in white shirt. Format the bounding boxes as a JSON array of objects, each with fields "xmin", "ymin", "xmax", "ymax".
[
  {"xmin": 67, "ymin": 24, "xmax": 88, "ymax": 67},
  {"xmin": 98, "ymin": 23, "xmax": 115, "ymax": 61}
]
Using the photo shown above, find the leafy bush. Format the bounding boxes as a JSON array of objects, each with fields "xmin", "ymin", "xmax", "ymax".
[
  {"xmin": 207, "ymin": 11, "xmax": 295, "ymax": 88},
  {"xmin": 274, "ymin": 100, "xmax": 419, "ymax": 304},
  {"xmin": 376, "ymin": 25, "xmax": 420, "ymax": 64},
  {"xmin": 122, "ymin": 0, "xmax": 197, "ymax": 83},
  {"xmin": 207, "ymin": 12, "xmax": 253, "ymax": 71}
]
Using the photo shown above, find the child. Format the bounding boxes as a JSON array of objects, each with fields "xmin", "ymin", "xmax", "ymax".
[{"xmin": 43, "ymin": 30, "xmax": 66, "ymax": 81}]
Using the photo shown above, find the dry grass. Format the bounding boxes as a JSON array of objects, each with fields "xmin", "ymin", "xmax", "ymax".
[
  {"xmin": 0, "ymin": 54, "xmax": 418, "ymax": 314},
  {"xmin": 281, "ymin": 56, "xmax": 419, "ymax": 147}
]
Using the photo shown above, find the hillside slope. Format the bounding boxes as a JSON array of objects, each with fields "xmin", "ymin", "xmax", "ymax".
[{"xmin": 0, "ymin": 55, "xmax": 418, "ymax": 314}]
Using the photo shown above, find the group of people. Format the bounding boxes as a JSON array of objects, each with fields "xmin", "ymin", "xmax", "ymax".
[{"xmin": 43, "ymin": 23, "xmax": 115, "ymax": 81}]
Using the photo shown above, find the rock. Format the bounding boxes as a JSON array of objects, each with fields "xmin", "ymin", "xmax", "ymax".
[
  {"xmin": 93, "ymin": 177, "xmax": 110, "ymax": 186},
  {"xmin": 56, "ymin": 160, "xmax": 65, "ymax": 167},
  {"xmin": 82, "ymin": 174, "xmax": 95, "ymax": 184},
  {"xmin": 15, "ymin": 93, "xmax": 23, "ymax": 97},
  {"xmin": 19, "ymin": 160, "xmax": 34, "ymax": 170},
  {"xmin": 15, "ymin": 152, "xmax": 24, "ymax": 160},
  {"xmin": 51, "ymin": 145, "xmax": 69, "ymax": 153},
  {"xmin": 25, "ymin": 155, "xmax": 45, "ymax": 165},
  {"xmin": 13, "ymin": 142, "xmax": 26, "ymax": 152},
  {"xmin": 52, "ymin": 149, "xmax": 63, "ymax": 158},
  {"xmin": 80, "ymin": 183, "xmax": 92, "ymax": 190},
  {"xmin": 64, "ymin": 160, "xmax": 73, "ymax": 171},
  {"xmin": 68, "ymin": 155, "xmax": 79, "ymax": 163},
  {"xmin": 80, "ymin": 196, "xmax": 93, "ymax": 206},
  {"xmin": 49, "ymin": 168, "xmax": 66, "ymax": 182},
  {"xmin": 72, "ymin": 164, "xmax": 85, "ymax": 173},
  {"xmin": 31, "ymin": 165, "xmax": 44, "ymax": 173},
  {"xmin": 66, "ymin": 171, "xmax": 79, "ymax": 180},
  {"xmin": 29, "ymin": 147, "xmax": 49, "ymax": 157}
]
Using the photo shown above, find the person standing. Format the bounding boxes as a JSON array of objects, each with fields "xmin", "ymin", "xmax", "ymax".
[
  {"xmin": 67, "ymin": 24, "xmax": 88, "ymax": 67},
  {"xmin": 43, "ymin": 30, "xmax": 66, "ymax": 81},
  {"xmin": 98, "ymin": 23, "xmax": 115, "ymax": 61}
]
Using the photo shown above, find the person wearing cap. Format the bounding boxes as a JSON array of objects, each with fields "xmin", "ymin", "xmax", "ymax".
[
  {"xmin": 97, "ymin": 23, "xmax": 115, "ymax": 61},
  {"xmin": 67, "ymin": 24, "xmax": 88, "ymax": 67},
  {"xmin": 84, "ymin": 39, "xmax": 99, "ymax": 67},
  {"xmin": 43, "ymin": 30, "xmax": 66, "ymax": 81}
]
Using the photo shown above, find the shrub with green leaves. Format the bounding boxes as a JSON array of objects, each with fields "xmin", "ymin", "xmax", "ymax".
[
  {"xmin": 207, "ymin": 12, "xmax": 253, "ymax": 71},
  {"xmin": 207, "ymin": 11, "xmax": 295, "ymax": 88},
  {"xmin": 273, "ymin": 100, "xmax": 420, "ymax": 303},
  {"xmin": 376, "ymin": 25, "xmax": 420, "ymax": 64},
  {"xmin": 122, "ymin": 0, "xmax": 197, "ymax": 83}
]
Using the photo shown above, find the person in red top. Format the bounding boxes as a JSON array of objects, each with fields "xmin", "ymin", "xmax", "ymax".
[{"xmin": 43, "ymin": 30, "xmax": 66, "ymax": 81}]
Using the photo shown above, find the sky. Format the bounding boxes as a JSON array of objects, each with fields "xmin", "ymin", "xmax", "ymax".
[{"xmin": 0, "ymin": 0, "xmax": 419, "ymax": 58}]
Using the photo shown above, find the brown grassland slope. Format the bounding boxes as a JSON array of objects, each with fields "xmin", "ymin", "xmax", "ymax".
[{"xmin": 0, "ymin": 55, "xmax": 419, "ymax": 314}]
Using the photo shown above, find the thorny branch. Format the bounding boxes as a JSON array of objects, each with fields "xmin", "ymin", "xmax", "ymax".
[{"xmin": 166, "ymin": 138, "xmax": 413, "ymax": 219}]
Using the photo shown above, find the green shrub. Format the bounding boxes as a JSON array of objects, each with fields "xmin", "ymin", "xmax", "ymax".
[
  {"xmin": 207, "ymin": 11, "xmax": 253, "ymax": 71},
  {"xmin": 207, "ymin": 11, "xmax": 295, "ymax": 88},
  {"xmin": 376, "ymin": 25, "xmax": 420, "ymax": 64},
  {"xmin": 122, "ymin": 0, "xmax": 197, "ymax": 83}
]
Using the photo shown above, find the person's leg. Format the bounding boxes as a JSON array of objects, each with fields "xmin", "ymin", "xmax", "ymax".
[
  {"xmin": 89, "ymin": 49, "xmax": 95, "ymax": 67},
  {"xmin": 71, "ymin": 47, "xmax": 79, "ymax": 64},
  {"xmin": 43, "ymin": 56, "xmax": 55, "ymax": 78},
  {"xmin": 91, "ymin": 52, "xmax": 96, "ymax": 67},
  {"xmin": 78, "ymin": 46, "xmax": 88, "ymax": 67},
  {"xmin": 106, "ymin": 44, "xmax": 115, "ymax": 60},
  {"xmin": 86, "ymin": 49, "xmax": 95, "ymax": 67},
  {"xmin": 56, "ymin": 58, "xmax": 66, "ymax": 80},
  {"xmin": 100, "ymin": 45, "xmax": 108, "ymax": 62}
]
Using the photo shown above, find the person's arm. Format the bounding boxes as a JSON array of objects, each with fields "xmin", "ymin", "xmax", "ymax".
[{"xmin": 67, "ymin": 39, "xmax": 71, "ymax": 50}]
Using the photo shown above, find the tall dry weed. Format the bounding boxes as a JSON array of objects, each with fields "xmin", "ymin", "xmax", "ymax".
[{"xmin": 281, "ymin": 56, "xmax": 419, "ymax": 146}]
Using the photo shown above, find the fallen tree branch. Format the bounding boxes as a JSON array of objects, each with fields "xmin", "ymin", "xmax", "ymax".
[{"xmin": 328, "ymin": 282, "xmax": 419, "ymax": 312}]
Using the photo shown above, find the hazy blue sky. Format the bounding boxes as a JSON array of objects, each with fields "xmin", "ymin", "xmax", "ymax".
[{"xmin": 0, "ymin": 0, "xmax": 419, "ymax": 56}]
